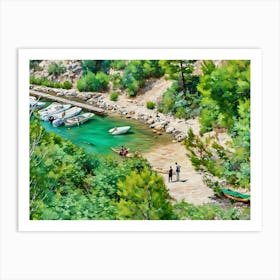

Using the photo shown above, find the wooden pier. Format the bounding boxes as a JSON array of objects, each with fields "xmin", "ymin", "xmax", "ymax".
[{"xmin": 30, "ymin": 90, "xmax": 106, "ymax": 115}]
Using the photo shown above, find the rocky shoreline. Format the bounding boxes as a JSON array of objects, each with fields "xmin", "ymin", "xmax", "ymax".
[{"xmin": 30, "ymin": 84, "xmax": 201, "ymax": 143}]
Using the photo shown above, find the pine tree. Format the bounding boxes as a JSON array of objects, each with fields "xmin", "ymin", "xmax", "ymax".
[{"xmin": 116, "ymin": 168, "xmax": 176, "ymax": 220}]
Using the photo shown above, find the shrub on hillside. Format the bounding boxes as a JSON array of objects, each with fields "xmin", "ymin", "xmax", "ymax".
[
  {"xmin": 110, "ymin": 92, "xmax": 119, "ymax": 101},
  {"xmin": 48, "ymin": 61, "xmax": 65, "ymax": 76},
  {"xmin": 77, "ymin": 72, "xmax": 109, "ymax": 92},
  {"xmin": 121, "ymin": 60, "xmax": 164, "ymax": 96},
  {"xmin": 63, "ymin": 81, "xmax": 72, "ymax": 89},
  {"xmin": 30, "ymin": 75, "xmax": 72, "ymax": 89},
  {"xmin": 81, "ymin": 60, "xmax": 111, "ymax": 75},
  {"xmin": 146, "ymin": 101, "xmax": 155, "ymax": 110},
  {"xmin": 110, "ymin": 60, "xmax": 126, "ymax": 70}
]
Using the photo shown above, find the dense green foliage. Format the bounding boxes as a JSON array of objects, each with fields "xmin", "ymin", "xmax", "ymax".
[
  {"xmin": 158, "ymin": 81, "xmax": 201, "ymax": 119},
  {"xmin": 117, "ymin": 168, "xmax": 176, "ymax": 220},
  {"xmin": 110, "ymin": 91, "xmax": 119, "ymax": 101},
  {"xmin": 30, "ymin": 60, "xmax": 42, "ymax": 71},
  {"xmin": 30, "ymin": 75, "xmax": 72, "ymax": 89},
  {"xmin": 158, "ymin": 60, "xmax": 201, "ymax": 119},
  {"xmin": 110, "ymin": 60, "xmax": 126, "ymax": 70},
  {"xmin": 81, "ymin": 60, "xmax": 111, "ymax": 74},
  {"xmin": 174, "ymin": 201, "xmax": 241, "ymax": 220},
  {"xmin": 146, "ymin": 101, "xmax": 155, "ymax": 110},
  {"xmin": 184, "ymin": 60, "xmax": 251, "ymax": 190},
  {"xmin": 48, "ymin": 61, "xmax": 65, "ymax": 76},
  {"xmin": 184, "ymin": 125, "xmax": 250, "ymax": 189},
  {"xmin": 121, "ymin": 60, "xmax": 164, "ymax": 96},
  {"xmin": 198, "ymin": 60, "xmax": 250, "ymax": 133},
  {"xmin": 77, "ymin": 72, "xmax": 109, "ymax": 92},
  {"xmin": 29, "ymin": 120, "xmax": 176, "ymax": 220}
]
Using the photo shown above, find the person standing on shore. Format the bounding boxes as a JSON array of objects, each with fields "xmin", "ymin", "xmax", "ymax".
[
  {"xmin": 175, "ymin": 162, "xmax": 181, "ymax": 182},
  {"xmin": 168, "ymin": 166, "xmax": 173, "ymax": 183}
]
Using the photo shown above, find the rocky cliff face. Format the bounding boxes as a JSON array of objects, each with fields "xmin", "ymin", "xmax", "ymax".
[{"xmin": 30, "ymin": 60, "xmax": 83, "ymax": 87}]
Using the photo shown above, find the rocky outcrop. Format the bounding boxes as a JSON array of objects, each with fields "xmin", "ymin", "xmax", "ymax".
[{"xmin": 31, "ymin": 60, "xmax": 83, "ymax": 86}]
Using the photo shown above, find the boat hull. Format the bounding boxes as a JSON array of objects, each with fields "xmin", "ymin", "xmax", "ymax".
[
  {"xmin": 64, "ymin": 113, "xmax": 95, "ymax": 127},
  {"xmin": 222, "ymin": 189, "xmax": 250, "ymax": 203},
  {"xmin": 52, "ymin": 107, "xmax": 82, "ymax": 127},
  {"xmin": 109, "ymin": 126, "xmax": 131, "ymax": 135},
  {"xmin": 40, "ymin": 103, "xmax": 71, "ymax": 120}
]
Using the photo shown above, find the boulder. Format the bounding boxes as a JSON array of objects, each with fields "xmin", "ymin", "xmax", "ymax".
[
  {"xmin": 166, "ymin": 127, "xmax": 175, "ymax": 134},
  {"xmin": 72, "ymin": 66, "xmax": 82, "ymax": 73},
  {"xmin": 143, "ymin": 114, "xmax": 150, "ymax": 121},
  {"xmin": 147, "ymin": 118, "xmax": 154, "ymax": 125},
  {"xmin": 66, "ymin": 92, "xmax": 77, "ymax": 97},
  {"xmin": 154, "ymin": 124, "xmax": 164, "ymax": 131}
]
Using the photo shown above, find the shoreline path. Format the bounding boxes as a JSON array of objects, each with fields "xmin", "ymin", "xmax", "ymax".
[{"xmin": 143, "ymin": 142, "xmax": 214, "ymax": 206}]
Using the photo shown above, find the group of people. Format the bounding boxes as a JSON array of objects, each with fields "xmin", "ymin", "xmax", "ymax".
[
  {"xmin": 168, "ymin": 162, "xmax": 181, "ymax": 183},
  {"xmin": 119, "ymin": 145, "xmax": 129, "ymax": 156}
]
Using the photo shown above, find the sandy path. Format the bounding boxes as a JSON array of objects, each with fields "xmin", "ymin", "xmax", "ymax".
[
  {"xmin": 137, "ymin": 78, "xmax": 173, "ymax": 106},
  {"xmin": 143, "ymin": 142, "xmax": 214, "ymax": 206}
]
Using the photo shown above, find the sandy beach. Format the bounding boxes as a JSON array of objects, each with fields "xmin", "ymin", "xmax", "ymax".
[{"xmin": 143, "ymin": 141, "xmax": 214, "ymax": 206}]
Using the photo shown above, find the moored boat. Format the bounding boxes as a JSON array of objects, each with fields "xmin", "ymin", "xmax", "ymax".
[
  {"xmin": 39, "ymin": 103, "xmax": 71, "ymax": 120},
  {"xmin": 64, "ymin": 112, "xmax": 95, "ymax": 127},
  {"xmin": 51, "ymin": 107, "xmax": 82, "ymax": 127},
  {"xmin": 222, "ymin": 188, "xmax": 250, "ymax": 203},
  {"xmin": 109, "ymin": 126, "xmax": 131, "ymax": 135},
  {"xmin": 29, "ymin": 97, "xmax": 46, "ymax": 109}
]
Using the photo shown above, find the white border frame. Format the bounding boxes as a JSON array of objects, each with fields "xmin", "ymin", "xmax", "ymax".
[{"xmin": 18, "ymin": 49, "xmax": 262, "ymax": 231}]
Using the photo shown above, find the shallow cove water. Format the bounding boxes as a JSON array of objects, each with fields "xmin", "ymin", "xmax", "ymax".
[{"xmin": 40, "ymin": 114, "xmax": 173, "ymax": 155}]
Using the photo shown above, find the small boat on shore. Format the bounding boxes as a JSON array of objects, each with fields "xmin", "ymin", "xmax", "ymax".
[
  {"xmin": 29, "ymin": 97, "xmax": 45, "ymax": 109},
  {"xmin": 152, "ymin": 167, "xmax": 169, "ymax": 174},
  {"xmin": 51, "ymin": 107, "xmax": 82, "ymax": 127},
  {"xmin": 111, "ymin": 147, "xmax": 133, "ymax": 158},
  {"xmin": 39, "ymin": 103, "xmax": 71, "ymax": 119},
  {"xmin": 109, "ymin": 126, "xmax": 131, "ymax": 135},
  {"xmin": 64, "ymin": 112, "xmax": 95, "ymax": 127},
  {"xmin": 222, "ymin": 188, "xmax": 250, "ymax": 203}
]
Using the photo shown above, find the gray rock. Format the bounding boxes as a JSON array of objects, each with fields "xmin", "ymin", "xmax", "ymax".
[
  {"xmin": 66, "ymin": 92, "xmax": 77, "ymax": 97},
  {"xmin": 147, "ymin": 118, "xmax": 154, "ymax": 125},
  {"xmin": 154, "ymin": 124, "xmax": 164, "ymax": 131},
  {"xmin": 166, "ymin": 127, "xmax": 175, "ymax": 134},
  {"xmin": 72, "ymin": 66, "xmax": 82, "ymax": 73}
]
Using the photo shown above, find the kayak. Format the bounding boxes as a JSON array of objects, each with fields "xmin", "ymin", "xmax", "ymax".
[
  {"xmin": 222, "ymin": 188, "xmax": 250, "ymax": 203},
  {"xmin": 111, "ymin": 147, "xmax": 133, "ymax": 158}
]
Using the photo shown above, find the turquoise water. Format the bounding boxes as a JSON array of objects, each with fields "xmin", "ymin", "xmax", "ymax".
[{"xmin": 40, "ymin": 114, "xmax": 172, "ymax": 155}]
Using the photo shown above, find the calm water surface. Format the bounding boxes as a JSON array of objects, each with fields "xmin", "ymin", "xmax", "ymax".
[{"xmin": 40, "ymin": 114, "xmax": 172, "ymax": 155}]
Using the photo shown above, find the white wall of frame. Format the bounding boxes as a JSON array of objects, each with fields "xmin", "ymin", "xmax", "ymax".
[{"xmin": 1, "ymin": 0, "xmax": 279, "ymax": 279}]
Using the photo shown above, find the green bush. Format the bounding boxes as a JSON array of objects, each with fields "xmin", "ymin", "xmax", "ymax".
[
  {"xmin": 30, "ymin": 60, "xmax": 42, "ymax": 70},
  {"xmin": 110, "ymin": 92, "xmax": 119, "ymax": 101},
  {"xmin": 48, "ymin": 61, "xmax": 65, "ymax": 76},
  {"xmin": 146, "ymin": 101, "xmax": 155, "ymax": 110},
  {"xmin": 77, "ymin": 72, "xmax": 109, "ymax": 92},
  {"xmin": 110, "ymin": 60, "xmax": 126, "ymax": 70},
  {"xmin": 29, "ymin": 75, "xmax": 72, "ymax": 89},
  {"xmin": 174, "ymin": 201, "xmax": 241, "ymax": 220},
  {"xmin": 121, "ymin": 60, "xmax": 164, "ymax": 96},
  {"xmin": 81, "ymin": 60, "xmax": 111, "ymax": 75},
  {"xmin": 63, "ymin": 81, "xmax": 72, "ymax": 89}
]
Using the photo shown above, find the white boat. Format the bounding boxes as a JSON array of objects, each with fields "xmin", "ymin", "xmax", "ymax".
[
  {"xmin": 29, "ymin": 97, "xmax": 45, "ymax": 109},
  {"xmin": 39, "ymin": 103, "xmax": 71, "ymax": 120},
  {"xmin": 109, "ymin": 126, "xmax": 131, "ymax": 135},
  {"xmin": 52, "ymin": 107, "xmax": 82, "ymax": 127},
  {"xmin": 64, "ymin": 112, "xmax": 95, "ymax": 127}
]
